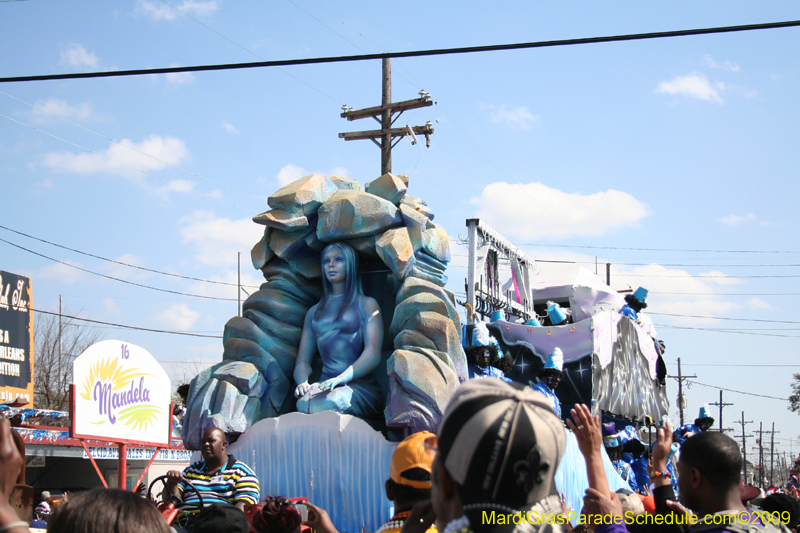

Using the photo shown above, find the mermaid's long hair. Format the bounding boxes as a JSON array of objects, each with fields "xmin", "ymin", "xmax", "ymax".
[{"xmin": 315, "ymin": 242, "xmax": 363, "ymax": 321}]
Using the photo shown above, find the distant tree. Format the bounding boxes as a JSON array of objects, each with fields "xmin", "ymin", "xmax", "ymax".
[
  {"xmin": 789, "ymin": 373, "xmax": 800, "ymax": 414},
  {"xmin": 34, "ymin": 308, "xmax": 103, "ymax": 411}
]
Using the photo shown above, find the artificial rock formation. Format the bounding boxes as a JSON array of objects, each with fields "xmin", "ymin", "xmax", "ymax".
[{"xmin": 182, "ymin": 172, "xmax": 465, "ymax": 449}]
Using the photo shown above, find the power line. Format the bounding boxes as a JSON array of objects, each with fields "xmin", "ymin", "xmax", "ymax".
[
  {"xmin": 0, "ymin": 113, "xmax": 253, "ymax": 214},
  {"xmin": 520, "ymin": 243, "xmax": 800, "ymax": 254},
  {"xmin": 651, "ymin": 312, "xmax": 800, "ymax": 324},
  {"xmin": 0, "ymin": 224, "xmax": 261, "ymax": 289},
  {"xmin": 30, "ymin": 307, "xmax": 222, "ymax": 338},
  {"xmin": 671, "ymin": 363, "xmax": 800, "ymax": 367},
  {"xmin": 454, "ymin": 253, "xmax": 800, "ymax": 268},
  {"xmin": 623, "ymin": 273, "xmax": 800, "ymax": 278},
  {"xmin": 687, "ymin": 380, "xmax": 788, "ymax": 401},
  {"xmin": 650, "ymin": 292, "xmax": 800, "ymax": 296},
  {"xmin": 656, "ymin": 324, "xmax": 800, "ymax": 339},
  {"xmin": 3, "ymin": 19, "xmax": 800, "ymax": 83},
  {"xmin": 0, "ymin": 90, "xmax": 265, "ymax": 204},
  {"xmin": 0, "ymin": 237, "xmax": 238, "ymax": 301}
]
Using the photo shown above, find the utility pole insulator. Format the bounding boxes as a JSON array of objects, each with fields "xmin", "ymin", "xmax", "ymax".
[
  {"xmin": 667, "ymin": 357, "xmax": 697, "ymax": 426},
  {"xmin": 338, "ymin": 58, "xmax": 434, "ymax": 175}
]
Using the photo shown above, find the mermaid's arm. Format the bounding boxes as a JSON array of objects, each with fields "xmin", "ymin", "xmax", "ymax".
[{"xmin": 294, "ymin": 304, "xmax": 319, "ymax": 397}]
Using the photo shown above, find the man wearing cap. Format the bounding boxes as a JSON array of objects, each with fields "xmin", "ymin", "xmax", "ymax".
[
  {"xmin": 532, "ymin": 348, "xmax": 564, "ymax": 418},
  {"xmin": 402, "ymin": 378, "xmax": 568, "ymax": 533},
  {"xmin": 377, "ymin": 431, "xmax": 438, "ymax": 533},
  {"xmin": 674, "ymin": 405, "xmax": 715, "ymax": 444}
]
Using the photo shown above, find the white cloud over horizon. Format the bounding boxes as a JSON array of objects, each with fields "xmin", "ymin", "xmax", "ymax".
[
  {"xmin": 103, "ymin": 298, "xmax": 121, "ymax": 316},
  {"xmin": 484, "ymin": 104, "xmax": 538, "ymax": 130},
  {"xmin": 59, "ymin": 44, "xmax": 99, "ymax": 69},
  {"xmin": 165, "ymin": 70, "xmax": 195, "ymax": 85},
  {"xmin": 473, "ymin": 182, "xmax": 650, "ymax": 240},
  {"xmin": 42, "ymin": 135, "xmax": 193, "ymax": 195},
  {"xmin": 274, "ymin": 164, "xmax": 349, "ymax": 187},
  {"xmin": 276, "ymin": 164, "xmax": 307, "ymax": 186},
  {"xmin": 179, "ymin": 210, "xmax": 264, "ymax": 268},
  {"xmin": 657, "ymin": 72, "xmax": 723, "ymax": 103},
  {"xmin": 153, "ymin": 303, "xmax": 200, "ymax": 330},
  {"xmin": 37, "ymin": 260, "xmax": 85, "ymax": 285},
  {"xmin": 719, "ymin": 213, "xmax": 757, "ymax": 226},
  {"xmin": 31, "ymin": 98, "xmax": 103, "ymax": 123},
  {"xmin": 703, "ymin": 55, "xmax": 741, "ymax": 72},
  {"xmin": 136, "ymin": 0, "xmax": 218, "ymax": 20},
  {"xmin": 610, "ymin": 263, "xmax": 744, "ymax": 325},
  {"xmin": 222, "ymin": 122, "xmax": 240, "ymax": 135},
  {"xmin": 747, "ymin": 297, "xmax": 771, "ymax": 311}
]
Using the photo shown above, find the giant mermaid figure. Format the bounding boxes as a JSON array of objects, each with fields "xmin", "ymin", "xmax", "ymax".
[{"xmin": 293, "ymin": 242, "xmax": 384, "ymax": 417}]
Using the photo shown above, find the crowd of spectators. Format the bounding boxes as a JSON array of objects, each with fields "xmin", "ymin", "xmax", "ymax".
[{"xmin": 4, "ymin": 378, "xmax": 800, "ymax": 533}]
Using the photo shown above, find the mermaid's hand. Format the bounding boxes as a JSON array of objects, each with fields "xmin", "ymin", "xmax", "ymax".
[{"xmin": 294, "ymin": 381, "xmax": 312, "ymax": 398}]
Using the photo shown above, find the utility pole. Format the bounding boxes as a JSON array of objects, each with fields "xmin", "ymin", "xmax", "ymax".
[
  {"xmin": 710, "ymin": 390, "xmax": 733, "ymax": 432},
  {"xmin": 668, "ymin": 357, "xmax": 697, "ymax": 426},
  {"xmin": 768, "ymin": 422, "xmax": 780, "ymax": 487},
  {"xmin": 237, "ymin": 252, "xmax": 241, "ymax": 317},
  {"xmin": 58, "ymin": 294, "xmax": 63, "ymax": 365},
  {"xmin": 758, "ymin": 423, "xmax": 764, "ymax": 487},
  {"xmin": 339, "ymin": 58, "xmax": 434, "ymax": 175},
  {"xmin": 735, "ymin": 411, "xmax": 753, "ymax": 484}
]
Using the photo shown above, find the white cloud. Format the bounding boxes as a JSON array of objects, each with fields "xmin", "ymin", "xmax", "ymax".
[
  {"xmin": 101, "ymin": 254, "xmax": 148, "ymax": 280},
  {"xmin": 37, "ymin": 260, "xmax": 85, "ymax": 285},
  {"xmin": 747, "ymin": 297, "xmax": 771, "ymax": 310},
  {"xmin": 35, "ymin": 178, "xmax": 56, "ymax": 190},
  {"xmin": 703, "ymin": 55, "xmax": 741, "ymax": 72},
  {"xmin": 136, "ymin": 0, "xmax": 218, "ymax": 20},
  {"xmin": 32, "ymin": 98, "xmax": 102, "ymax": 123},
  {"xmin": 103, "ymin": 298, "xmax": 121, "ymax": 316},
  {"xmin": 179, "ymin": 210, "xmax": 264, "ymax": 267},
  {"xmin": 484, "ymin": 104, "xmax": 538, "ymax": 130},
  {"xmin": 165, "ymin": 70, "xmax": 195, "ymax": 85},
  {"xmin": 153, "ymin": 303, "xmax": 200, "ymax": 330},
  {"xmin": 276, "ymin": 164, "xmax": 308, "ymax": 186},
  {"xmin": 330, "ymin": 166, "xmax": 348, "ymax": 177},
  {"xmin": 611, "ymin": 263, "xmax": 742, "ymax": 325},
  {"xmin": 473, "ymin": 182, "xmax": 650, "ymax": 240},
  {"xmin": 657, "ymin": 72, "xmax": 723, "ymax": 103},
  {"xmin": 222, "ymin": 122, "xmax": 240, "ymax": 135},
  {"xmin": 697, "ymin": 270, "xmax": 745, "ymax": 285},
  {"xmin": 42, "ymin": 135, "xmax": 191, "ymax": 184},
  {"xmin": 719, "ymin": 213, "xmax": 757, "ymax": 226},
  {"xmin": 59, "ymin": 44, "xmax": 99, "ymax": 69}
]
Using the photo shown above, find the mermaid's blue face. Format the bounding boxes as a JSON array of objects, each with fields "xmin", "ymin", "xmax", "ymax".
[{"xmin": 323, "ymin": 247, "xmax": 347, "ymax": 285}]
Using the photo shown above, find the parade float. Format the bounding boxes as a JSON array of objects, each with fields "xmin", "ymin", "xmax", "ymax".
[{"xmin": 175, "ymin": 172, "xmax": 668, "ymax": 531}]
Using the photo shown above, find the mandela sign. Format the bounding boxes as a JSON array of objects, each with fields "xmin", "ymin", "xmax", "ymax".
[
  {"xmin": 0, "ymin": 270, "xmax": 33, "ymax": 406},
  {"xmin": 73, "ymin": 340, "xmax": 171, "ymax": 446}
]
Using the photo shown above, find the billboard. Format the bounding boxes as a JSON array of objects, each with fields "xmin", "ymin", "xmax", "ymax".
[
  {"xmin": 73, "ymin": 340, "xmax": 171, "ymax": 446},
  {"xmin": 0, "ymin": 270, "xmax": 33, "ymax": 406}
]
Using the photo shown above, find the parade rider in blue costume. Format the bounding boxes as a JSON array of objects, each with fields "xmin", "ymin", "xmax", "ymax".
[
  {"xmin": 620, "ymin": 287, "xmax": 648, "ymax": 321},
  {"xmin": 604, "ymin": 434, "xmax": 639, "ymax": 492},
  {"xmin": 467, "ymin": 322, "xmax": 512, "ymax": 382},
  {"xmin": 674, "ymin": 405, "xmax": 715, "ymax": 444},
  {"xmin": 532, "ymin": 347, "xmax": 564, "ymax": 418}
]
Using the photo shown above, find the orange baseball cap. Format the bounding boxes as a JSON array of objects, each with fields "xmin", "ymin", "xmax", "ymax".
[{"xmin": 390, "ymin": 431, "xmax": 435, "ymax": 489}]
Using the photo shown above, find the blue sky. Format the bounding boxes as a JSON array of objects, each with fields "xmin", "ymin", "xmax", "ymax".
[{"xmin": 2, "ymin": 1, "xmax": 800, "ymax": 458}]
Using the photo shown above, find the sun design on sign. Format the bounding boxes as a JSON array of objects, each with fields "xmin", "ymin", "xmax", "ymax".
[{"xmin": 80, "ymin": 357, "xmax": 162, "ymax": 430}]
